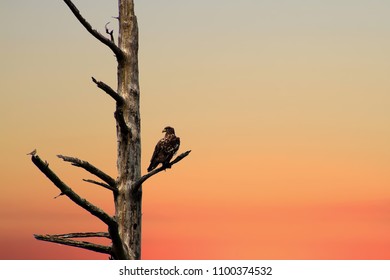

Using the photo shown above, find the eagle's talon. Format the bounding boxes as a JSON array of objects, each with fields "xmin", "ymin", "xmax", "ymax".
[{"xmin": 163, "ymin": 163, "xmax": 172, "ymax": 169}]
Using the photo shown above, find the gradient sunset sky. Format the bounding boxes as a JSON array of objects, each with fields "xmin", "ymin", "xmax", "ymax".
[{"xmin": 1, "ymin": 0, "xmax": 389, "ymax": 259}]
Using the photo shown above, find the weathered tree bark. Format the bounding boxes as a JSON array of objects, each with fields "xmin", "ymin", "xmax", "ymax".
[
  {"xmin": 114, "ymin": 0, "xmax": 142, "ymax": 260},
  {"xmin": 30, "ymin": 0, "xmax": 191, "ymax": 260}
]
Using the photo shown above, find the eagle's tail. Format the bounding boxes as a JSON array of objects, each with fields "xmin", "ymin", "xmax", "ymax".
[{"xmin": 147, "ymin": 162, "xmax": 158, "ymax": 172}]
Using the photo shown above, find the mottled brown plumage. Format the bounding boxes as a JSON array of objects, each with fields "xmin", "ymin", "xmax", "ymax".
[{"xmin": 147, "ymin": 126, "xmax": 180, "ymax": 172}]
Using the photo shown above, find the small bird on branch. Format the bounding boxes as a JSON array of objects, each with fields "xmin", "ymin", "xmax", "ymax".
[{"xmin": 27, "ymin": 149, "xmax": 37, "ymax": 156}]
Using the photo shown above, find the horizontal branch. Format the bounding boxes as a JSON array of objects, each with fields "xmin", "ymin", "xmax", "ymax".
[
  {"xmin": 45, "ymin": 232, "xmax": 110, "ymax": 239},
  {"xmin": 83, "ymin": 179, "xmax": 118, "ymax": 193},
  {"xmin": 62, "ymin": 0, "xmax": 123, "ymax": 59},
  {"xmin": 133, "ymin": 150, "xmax": 191, "ymax": 191},
  {"xmin": 92, "ymin": 77, "xmax": 124, "ymax": 105},
  {"xmin": 31, "ymin": 154, "xmax": 116, "ymax": 227},
  {"xmin": 57, "ymin": 154, "xmax": 117, "ymax": 188},
  {"xmin": 34, "ymin": 234, "xmax": 111, "ymax": 255}
]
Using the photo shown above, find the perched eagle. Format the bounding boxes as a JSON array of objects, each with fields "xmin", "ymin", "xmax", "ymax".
[{"xmin": 147, "ymin": 126, "xmax": 180, "ymax": 172}]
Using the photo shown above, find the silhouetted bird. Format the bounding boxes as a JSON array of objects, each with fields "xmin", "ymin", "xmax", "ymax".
[{"xmin": 147, "ymin": 126, "xmax": 180, "ymax": 172}]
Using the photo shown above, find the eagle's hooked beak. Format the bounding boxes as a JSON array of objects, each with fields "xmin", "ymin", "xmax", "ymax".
[{"xmin": 162, "ymin": 128, "xmax": 166, "ymax": 133}]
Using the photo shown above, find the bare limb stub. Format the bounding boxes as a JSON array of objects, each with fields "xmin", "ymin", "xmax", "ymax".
[
  {"xmin": 105, "ymin": 22, "xmax": 115, "ymax": 44},
  {"xmin": 54, "ymin": 193, "xmax": 64, "ymax": 199},
  {"xmin": 92, "ymin": 77, "xmax": 124, "ymax": 105},
  {"xmin": 114, "ymin": 109, "xmax": 130, "ymax": 135},
  {"xmin": 62, "ymin": 0, "xmax": 123, "ymax": 59},
  {"xmin": 133, "ymin": 150, "xmax": 191, "ymax": 191},
  {"xmin": 83, "ymin": 179, "xmax": 118, "ymax": 193},
  {"xmin": 31, "ymin": 154, "xmax": 116, "ymax": 227},
  {"xmin": 57, "ymin": 154, "xmax": 117, "ymax": 188},
  {"xmin": 34, "ymin": 234, "xmax": 111, "ymax": 255}
]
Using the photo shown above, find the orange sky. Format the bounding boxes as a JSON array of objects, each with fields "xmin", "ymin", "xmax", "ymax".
[{"xmin": 0, "ymin": 0, "xmax": 389, "ymax": 259}]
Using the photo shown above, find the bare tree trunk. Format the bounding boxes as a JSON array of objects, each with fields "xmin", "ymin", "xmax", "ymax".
[{"xmin": 114, "ymin": 0, "xmax": 142, "ymax": 260}]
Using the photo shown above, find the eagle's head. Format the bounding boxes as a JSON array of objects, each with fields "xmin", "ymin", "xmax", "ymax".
[{"xmin": 163, "ymin": 126, "xmax": 175, "ymax": 135}]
